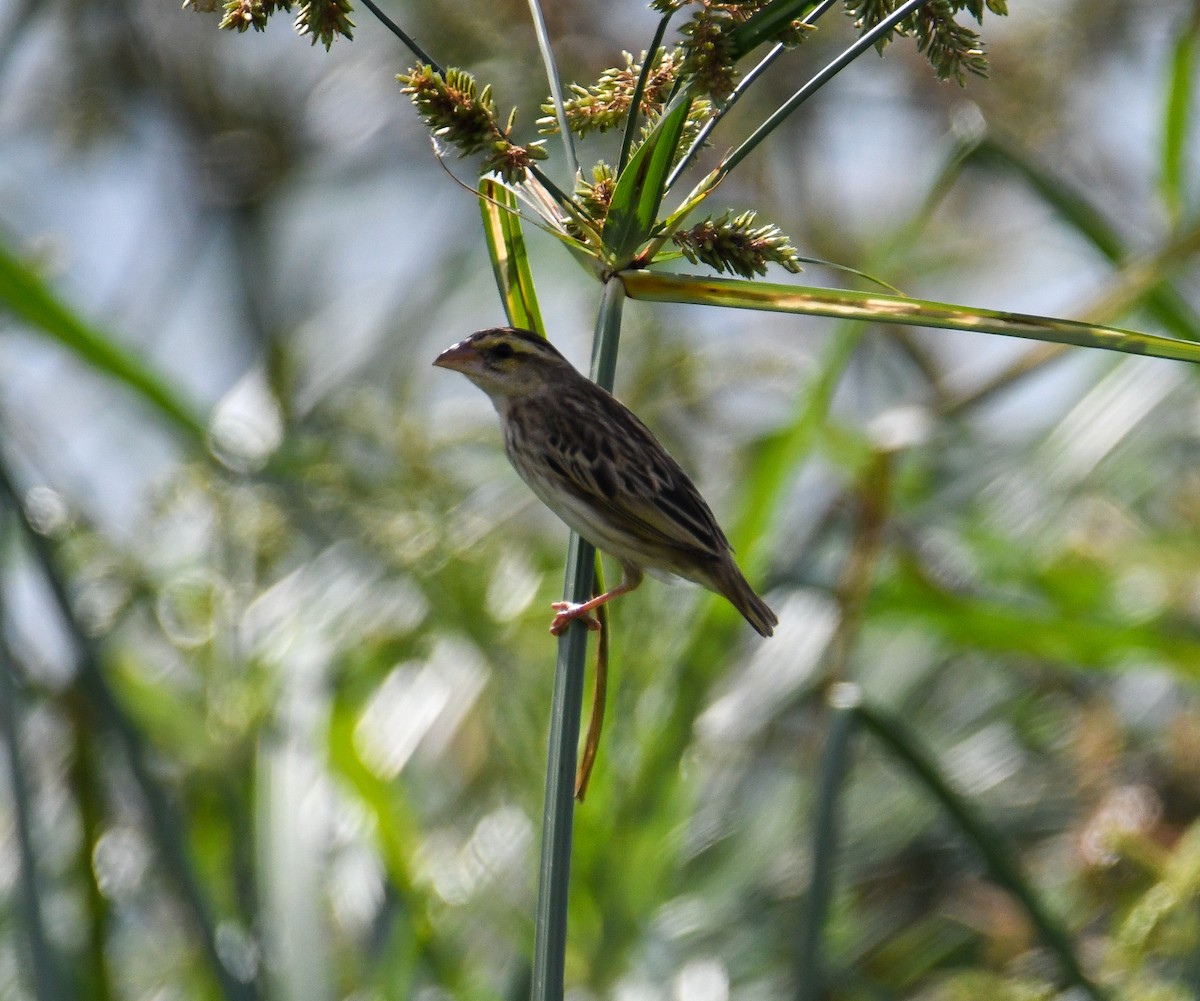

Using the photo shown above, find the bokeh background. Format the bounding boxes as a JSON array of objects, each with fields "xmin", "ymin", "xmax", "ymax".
[{"xmin": 2, "ymin": 0, "xmax": 1200, "ymax": 999}]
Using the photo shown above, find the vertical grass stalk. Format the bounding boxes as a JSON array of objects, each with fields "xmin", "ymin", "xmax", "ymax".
[
  {"xmin": 796, "ymin": 693, "xmax": 857, "ymax": 1001},
  {"xmin": 526, "ymin": 0, "xmax": 578, "ymax": 180},
  {"xmin": 531, "ymin": 276, "xmax": 626, "ymax": 1001}
]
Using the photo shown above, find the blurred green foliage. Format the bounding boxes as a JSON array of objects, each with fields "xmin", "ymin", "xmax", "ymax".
[{"xmin": 2, "ymin": 1, "xmax": 1200, "ymax": 1000}]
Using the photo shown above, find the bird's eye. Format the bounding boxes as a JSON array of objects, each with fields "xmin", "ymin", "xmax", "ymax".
[{"xmin": 490, "ymin": 343, "xmax": 515, "ymax": 360}]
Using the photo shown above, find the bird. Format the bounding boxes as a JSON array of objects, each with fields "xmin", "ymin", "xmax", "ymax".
[{"xmin": 433, "ymin": 327, "xmax": 777, "ymax": 637}]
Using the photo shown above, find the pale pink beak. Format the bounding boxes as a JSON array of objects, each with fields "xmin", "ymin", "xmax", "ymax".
[{"xmin": 432, "ymin": 340, "xmax": 475, "ymax": 372}]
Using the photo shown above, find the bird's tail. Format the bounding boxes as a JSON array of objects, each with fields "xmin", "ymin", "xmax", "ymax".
[{"xmin": 713, "ymin": 559, "xmax": 777, "ymax": 637}]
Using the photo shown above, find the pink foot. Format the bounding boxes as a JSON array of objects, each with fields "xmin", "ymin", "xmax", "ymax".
[{"xmin": 549, "ymin": 601, "xmax": 602, "ymax": 636}]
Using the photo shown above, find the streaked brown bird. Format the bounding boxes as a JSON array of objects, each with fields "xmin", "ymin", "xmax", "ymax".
[{"xmin": 433, "ymin": 327, "xmax": 777, "ymax": 637}]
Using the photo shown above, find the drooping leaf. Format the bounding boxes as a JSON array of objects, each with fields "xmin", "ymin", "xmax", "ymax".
[{"xmin": 0, "ymin": 244, "xmax": 206, "ymax": 441}]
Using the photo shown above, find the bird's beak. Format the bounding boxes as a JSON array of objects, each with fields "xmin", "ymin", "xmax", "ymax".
[{"xmin": 433, "ymin": 340, "xmax": 474, "ymax": 372}]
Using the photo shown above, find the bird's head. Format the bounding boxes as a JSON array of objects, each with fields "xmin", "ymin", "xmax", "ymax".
[{"xmin": 433, "ymin": 327, "xmax": 573, "ymax": 405}]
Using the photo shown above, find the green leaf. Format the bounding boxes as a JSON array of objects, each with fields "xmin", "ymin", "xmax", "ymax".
[
  {"xmin": 730, "ymin": 0, "xmax": 818, "ymax": 57},
  {"xmin": 602, "ymin": 97, "xmax": 692, "ymax": 265},
  {"xmin": 967, "ymin": 136, "xmax": 1200, "ymax": 342},
  {"xmin": 479, "ymin": 179, "xmax": 546, "ymax": 336},
  {"xmin": 619, "ymin": 269, "xmax": 1200, "ymax": 366},
  {"xmin": 0, "ymin": 244, "xmax": 206, "ymax": 441},
  {"xmin": 875, "ymin": 566, "xmax": 1200, "ymax": 674},
  {"xmin": 1161, "ymin": 22, "xmax": 1197, "ymax": 223}
]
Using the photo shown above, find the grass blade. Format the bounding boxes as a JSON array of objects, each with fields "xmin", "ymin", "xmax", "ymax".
[
  {"xmin": 479, "ymin": 179, "xmax": 546, "ymax": 335},
  {"xmin": 854, "ymin": 700, "xmax": 1111, "ymax": 1001},
  {"xmin": 617, "ymin": 14, "xmax": 673, "ymax": 175},
  {"xmin": 604, "ymin": 99, "xmax": 691, "ymax": 263},
  {"xmin": 796, "ymin": 695, "xmax": 858, "ymax": 1001},
  {"xmin": 526, "ymin": 0, "xmax": 578, "ymax": 180},
  {"xmin": 0, "ymin": 612, "xmax": 64, "ymax": 1001},
  {"xmin": 1161, "ymin": 16, "xmax": 1197, "ymax": 223},
  {"xmin": 619, "ymin": 269, "xmax": 1200, "ymax": 366},
  {"xmin": 0, "ymin": 244, "xmax": 206, "ymax": 441},
  {"xmin": 531, "ymin": 276, "xmax": 626, "ymax": 1001},
  {"xmin": 967, "ymin": 136, "xmax": 1200, "ymax": 341}
]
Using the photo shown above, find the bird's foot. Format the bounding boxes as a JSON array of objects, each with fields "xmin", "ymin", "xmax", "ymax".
[{"xmin": 549, "ymin": 601, "xmax": 602, "ymax": 636}]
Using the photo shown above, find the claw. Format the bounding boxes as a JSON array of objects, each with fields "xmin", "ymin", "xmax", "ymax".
[{"xmin": 549, "ymin": 601, "xmax": 602, "ymax": 635}]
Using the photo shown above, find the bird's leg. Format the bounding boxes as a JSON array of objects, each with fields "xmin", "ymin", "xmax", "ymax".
[{"xmin": 549, "ymin": 566, "xmax": 644, "ymax": 636}]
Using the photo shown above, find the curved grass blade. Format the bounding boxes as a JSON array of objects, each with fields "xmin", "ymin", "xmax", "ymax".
[
  {"xmin": 854, "ymin": 700, "xmax": 1111, "ymax": 1001},
  {"xmin": 479, "ymin": 179, "xmax": 546, "ymax": 336},
  {"xmin": 0, "ymin": 244, "xmax": 206, "ymax": 441},
  {"xmin": 619, "ymin": 269, "xmax": 1200, "ymax": 366},
  {"xmin": 604, "ymin": 99, "xmax": 692, "ymax": 263}
]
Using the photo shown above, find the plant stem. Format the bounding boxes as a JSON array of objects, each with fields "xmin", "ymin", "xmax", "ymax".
[
  {"xmin": 796, "ymin": 695, "xmax": 857, "ymax": 1001},
  {"xmin": 527, "ymin": 0, "xmax": 579, "ymax": 180},
  {"xmin": 357, "ymin": 0, "xmax": 439, "ymax": 66},
  {"xmin": 0, "ymin": 586, "xmax": 63, "ymax": 1001},
  {"xmin": 667, "ymin": 0, "xmax": 839, "ymax": 189},
  {"xmin": 719, "ymin": 0, "xmax": 933, "ymax": 180},
  {"xmin": 530, "ymin": 276, "xmax": 625, "ymax": 1001}
]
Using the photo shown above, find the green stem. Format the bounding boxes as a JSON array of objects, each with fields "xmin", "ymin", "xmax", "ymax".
[
  {"xmin": 0, "ymin": 583, "xmax": 64, "ymax": 1001},
  {"xmin": 69, "ymin": 696, "xmax": 115, "ymax": 1001},
  {"xmin": 667, "ymin": 0, "xmax": 839, "ymax": 189},
  {"xmin": 796, "ymin": 696, "xmax": 858, "ymax": 1001},
  {"xmin": 527, "ymin": 0, "xmax": 579, "ymax": 180},
  {"xmin": 854, "ymin": 701, "xmax": 1111, "ymax": 1001},
  {"xmin": 720, "ymin": 0, "xmax": 934, "ymax": 180},
  {"xmin": 530, "ymin": 276, "xmax": 625, "ymax": 1001},
  {"xmin": 357, "ymin": 0, "xmax": 439, "ymax": 66}
]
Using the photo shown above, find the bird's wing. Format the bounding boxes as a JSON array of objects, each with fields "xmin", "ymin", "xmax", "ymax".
[{"xmin": 546, "ymin": 388, "xmax": 731, "ymax": 561}]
